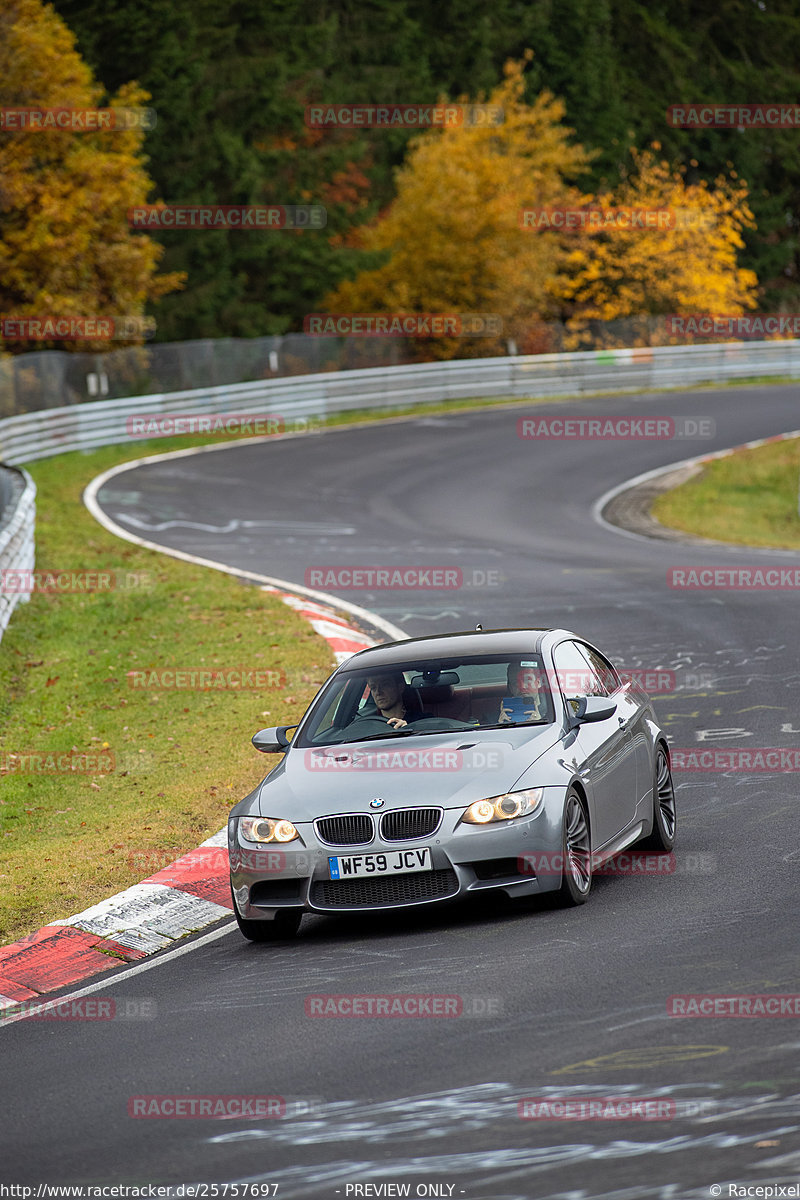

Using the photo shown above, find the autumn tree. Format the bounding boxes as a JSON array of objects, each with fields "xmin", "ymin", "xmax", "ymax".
[
  {"xmin": 54, "ymin": 0, "xmax": 398, "ymax": 341},
  {"xmin": 323, "ymin": 56, "xmax": 593, "ymax": 357},
  {"xmin": 0, "ymin": 0, "xmax": 183, "ymax": 353},
  {"xmin": 51, "ymin": 0, "xmax": 800, "ymax": 335},
  {"xmin": 550, "ymin": 147, "xmax": 759, "ymax": 347}
]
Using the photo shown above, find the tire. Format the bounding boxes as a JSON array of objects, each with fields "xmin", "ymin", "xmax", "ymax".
[
  {"xmin": 638, "ymin": 744, "xmax": 677, "ymax": 851},
  {"xmin": 231, "ymin": 889, "xmax": 302, "ymax": 941},
  {"xmin": 555, "ymin": 788, "xmax": 592, "ymax": 906}
]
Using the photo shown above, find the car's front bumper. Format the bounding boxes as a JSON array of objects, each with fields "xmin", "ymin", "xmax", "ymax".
[{"xmin": 228, "ymin": 797, "xmax": 566, "ymax": 919}]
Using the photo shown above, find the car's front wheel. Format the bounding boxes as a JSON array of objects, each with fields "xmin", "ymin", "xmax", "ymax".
[
  {"xmin": 556, "ymin": 788, "xmax": 592, "ymax": 906},
  {"xmin": 231, "ymin": 889, "xmax": 302, "ymax": 941},
  {"xmin": 638, "ymin": 744, "xmax": 676, "ymax": 851}
]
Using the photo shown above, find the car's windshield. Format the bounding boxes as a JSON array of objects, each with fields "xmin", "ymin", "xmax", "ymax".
[{"xmin": 296, "ymin": 654, "xmax": 554, "ymax": 746}]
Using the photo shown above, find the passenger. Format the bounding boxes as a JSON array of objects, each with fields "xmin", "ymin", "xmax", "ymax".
[{"xmin": 497, "ymin": 660, "xmax": 545, "ymax": 724}]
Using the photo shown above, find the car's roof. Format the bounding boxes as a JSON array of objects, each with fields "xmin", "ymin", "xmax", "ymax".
[{"xmin": 339, "ymin": 628, "xmax": 574, "ymax": 672}]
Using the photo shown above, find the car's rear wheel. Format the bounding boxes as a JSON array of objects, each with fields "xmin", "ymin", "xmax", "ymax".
[
  {"xmin": 638, "ymin": 745, "xmax": 676, "ymax": 851},
  {"xmin": 556, "ymin": 788, "xmax": 592, "ymax": 906},
  {"xmin": 231, "ymin": 889, "xmax": 302, "ymax": 941}
]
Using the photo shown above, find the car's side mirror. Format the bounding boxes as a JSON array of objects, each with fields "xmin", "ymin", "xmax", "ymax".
[
  {"xmin": 567, "ymin": 696, "xmax": 616, "ymax": 726},
  {"xmin": 252, "ymin": 725, "xmax": 297, "ymax": 753}
]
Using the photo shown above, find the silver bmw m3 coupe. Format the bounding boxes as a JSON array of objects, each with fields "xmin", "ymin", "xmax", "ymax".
[{"xmin": 228, "ymin": 628, "xmax": 676, "ymax": 939}]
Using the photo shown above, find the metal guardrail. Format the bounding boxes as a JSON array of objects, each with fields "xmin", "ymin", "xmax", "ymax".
[
  {"xmin": 0, "ymin": 466, "xmax": 36, "ymax": 640},
  {"xmin": 0, "ymin": 336, "xmax": 799, "ymax": 645},
  {"xmin": 1, "ymin": 339, "xmax": 799, "ymax": 466},
  {"xmin": 0, "ymin": 317, "xmax": 671, "ymax": 416}
]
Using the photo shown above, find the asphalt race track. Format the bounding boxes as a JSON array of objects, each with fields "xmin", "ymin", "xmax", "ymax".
[{"xmin": 3, "ymin": 382, "xmax": 800, "ymax": 1199}]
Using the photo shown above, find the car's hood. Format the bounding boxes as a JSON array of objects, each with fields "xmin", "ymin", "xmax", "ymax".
[{"xmin": 255, "ymin": 726, "xmax": 561, "ymax": 821}]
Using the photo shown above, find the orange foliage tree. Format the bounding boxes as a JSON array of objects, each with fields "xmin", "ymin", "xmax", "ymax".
[
  {"xmin": 551, "ymin": 147, "xmax": 759, "ymax": 347},
  {"xmin": 0, "ymin": 0, "xmax": 183, "ymax": 352},
  {"xmin": 323, "ymin": 56, "xmax": 593, "ymax": 358}
]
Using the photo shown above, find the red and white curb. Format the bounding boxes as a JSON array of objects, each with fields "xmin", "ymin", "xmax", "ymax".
[
  {"xmin": 0, "ymin": 588, "xmax": 380, "ymax": 1010},
  {"xmin": 265, "ymin": 587, "xmax": 379, "ymax": 663}
]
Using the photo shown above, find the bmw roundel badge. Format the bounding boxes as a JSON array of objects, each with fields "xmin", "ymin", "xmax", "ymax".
[{"xmin": 369, "ymin": 797, "xmax": 385, "ymax": 809}]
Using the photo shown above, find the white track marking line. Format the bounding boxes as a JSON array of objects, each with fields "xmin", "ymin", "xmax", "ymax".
[
  {"xmin": 0, "ymin": 921, "xmax": 237, "ymax": 1029},
  {"xmin": 83, "ymin": 443, "xmax": 408, "ymax": 644},
  {"xmin": 591, "ymin": 428, "xmax": 800, "ymax": 546}
]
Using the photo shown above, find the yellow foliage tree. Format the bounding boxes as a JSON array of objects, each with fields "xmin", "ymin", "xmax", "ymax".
[
  {"xmin": 323, "ymin": 56, "xmax": 593, "ymax": 358},
  {"xmin": 0, "ymin": 0, "xmax": 183, "ymax": 352},
  {"xmin": 552, "ymin": 147, "xmax": 759, "ymax": 348}
]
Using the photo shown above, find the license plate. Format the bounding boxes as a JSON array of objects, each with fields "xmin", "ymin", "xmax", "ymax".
[{"xmin": 328, "ymin": 848, "xmax": 432, "ymax": 880}]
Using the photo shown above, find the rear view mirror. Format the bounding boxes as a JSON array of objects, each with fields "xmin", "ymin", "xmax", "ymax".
[{"xmin": 409, "ymin": 671, "xmax": 460, "ymax": 687}]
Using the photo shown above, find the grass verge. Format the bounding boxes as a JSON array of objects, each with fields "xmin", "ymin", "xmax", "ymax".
[
  {"xmin": 652, "ymin": 437, "xmax": 800, "ymax": 548},
  {"xmin": 0, "ymin": 441, "xmax": 339, "ymax": 946}
]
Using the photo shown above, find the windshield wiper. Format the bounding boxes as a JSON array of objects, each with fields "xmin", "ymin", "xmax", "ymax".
[
  {"xmin": 345, "ymin": 728, "xmax": 421, "ymax": 743},
  {"xmin": 475, "ymin": 721, "xmax": 548, "ymax": 730},
  {"xmin": 314, "ymin": 725, "xmax": 478, "ymax": 747}
]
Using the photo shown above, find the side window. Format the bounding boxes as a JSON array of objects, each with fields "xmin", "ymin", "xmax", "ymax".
[
  {"xmin": 310, "ymin": 688, "xmax": 350, "ymax": 736},
  {"xmin": 578, "ymin": 645, "xmax": 620, "ymax": 695},
  {"xmin": 552, "ymin": 641, "xmax": 606, "ymax": 702},
  {"xmin": 308, "ymin": 677, "xmax": 364, "ymax": 738}
]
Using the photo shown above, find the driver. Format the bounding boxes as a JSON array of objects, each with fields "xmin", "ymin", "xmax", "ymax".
[{"xmin": 366, "ymin": 672, "xmax": 417, "ymax": 728}]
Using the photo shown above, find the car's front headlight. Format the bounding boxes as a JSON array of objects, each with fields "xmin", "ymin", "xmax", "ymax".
[
  {"xmin": 461, "ymin": 788, "xmax": 543, "ymax": 825},
  {"xmin": 239, "ymin": 815, "xmax": 300, "ymax": 843}
]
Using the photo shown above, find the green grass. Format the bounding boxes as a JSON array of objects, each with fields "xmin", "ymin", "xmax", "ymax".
[
  {"xmin": 652, "ymin": 437, "xmax": 800, "ymax": 548},
  {"xmin": 0, "ymin": 442, "xmax": 339, "ymax": 946}
]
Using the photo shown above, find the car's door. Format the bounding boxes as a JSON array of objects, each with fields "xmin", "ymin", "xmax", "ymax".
[
  {"xmin": 581, "ymin": 642, "xmax": 653, "ymax": 815},
  {"xmin": 552, "ymin": 640, "xmax": 638, "ymax": 849}
]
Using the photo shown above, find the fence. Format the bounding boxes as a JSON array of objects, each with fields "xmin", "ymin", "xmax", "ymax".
[
  {"xmin": 0, "ymin": 466, "xmax": 36, "ymax": 639},
  {"xmin": 0, "ymin": 317, "xmax": 665, "ymax": 418},
  {"xmin": 2, "ymin": 339, "xmax": 800, "ymax": 467},
  {"xmin": 1, "ymin": 336, "xmax": 799, "ymax": 645}
]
